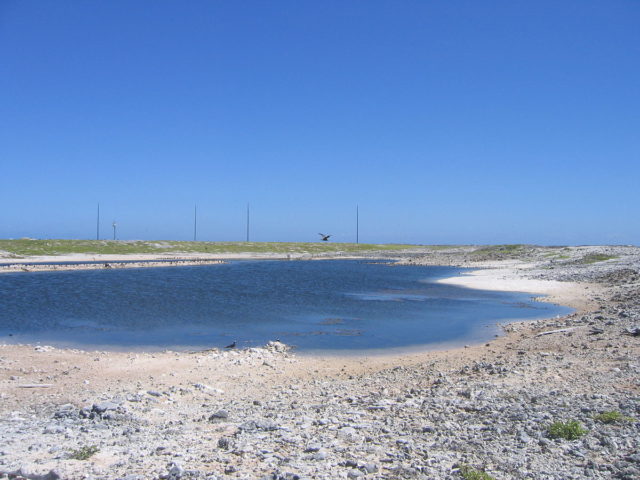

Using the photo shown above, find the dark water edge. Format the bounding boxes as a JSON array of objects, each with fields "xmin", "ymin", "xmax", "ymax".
[{"xmin": 0, "ymin": 260, "xmax": 573, "ymax": 352}]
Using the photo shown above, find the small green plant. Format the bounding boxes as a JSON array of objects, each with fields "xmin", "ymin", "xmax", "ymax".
[
  {"xmin": 459, "ymin": 465, "xmax": 496, "ymax": 480},
  {"xmin": 594, "ymin": 411, "xmax": 634, "ymax": 424},
  {"xmin": 547, "ymin": 420, "xmax": 587, "ymax": 440},
  {"xmin": 68, "ymin": 445, "xmax": 99, "ymax": 460}
]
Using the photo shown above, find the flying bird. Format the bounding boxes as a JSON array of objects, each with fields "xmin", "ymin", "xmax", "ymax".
[{"xmin": 318, "ymin": 233, "xmax": 331, "ymax": 241}]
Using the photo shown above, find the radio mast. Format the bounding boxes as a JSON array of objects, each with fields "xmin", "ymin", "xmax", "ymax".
[
  {"xmin": 356, "ymin": 205, "xmax": 359, "ymax": 244},
  {"xmin": 246, "ymin": 203, "xmax": 250, "ymax": 242},
  {"xmin": 193, "ymin": 205, "xmax": 197, "ymax": 241}
]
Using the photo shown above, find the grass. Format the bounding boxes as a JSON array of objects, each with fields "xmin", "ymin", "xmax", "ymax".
[
  {"xmin": 471, "ymin": 244, "xmax": 525, "ymax": 256},
  {"xmin": 594, "ymin": 411, "xmax": 634, "ymax": 424},
  {"xmin": 547, "ymin": 420, "xmax": 587, "ymax": 440},
  {"xmin": 459, "ymin": 465, "xmax": 496, "ymax": 480},
  {"xmin": 421, "ymin": 245, "xmax": 465, "ymax": 250},
  {"xmin": 580, "ymin": 254, "xmax": 618, "ymax": 264},
  {"xmin": 0, "ymin": 239, "xmax": 419, "ymax": 257},
  {"xmin": 542, "ymin": 252, "xmax": 571, "ymax": 259},
  {"xmin": 68, "ymin": 445, "xmax": 99, "ymax": 460}
]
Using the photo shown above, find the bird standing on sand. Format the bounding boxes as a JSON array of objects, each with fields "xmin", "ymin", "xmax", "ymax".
[
  {"xmin": 224, "ymin": 341, "xmax": 236, "ymax": 349},
  {"xmin": 318, "ymin": 233, "xmax": 331, "ymax": 241}
]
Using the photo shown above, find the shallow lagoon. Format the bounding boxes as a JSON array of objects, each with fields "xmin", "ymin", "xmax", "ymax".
[{"xmin": 0, "ymin": 260, "xmax": 572, "ymax": 351}]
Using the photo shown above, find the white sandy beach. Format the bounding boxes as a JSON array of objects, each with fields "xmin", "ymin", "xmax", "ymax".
[{"xmin": 436, "ymin": 265, "xmax": 595, "ymax": 311}]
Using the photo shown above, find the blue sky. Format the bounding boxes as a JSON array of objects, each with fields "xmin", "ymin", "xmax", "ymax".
[{"xmin": 1, "ymin": 1, "xmax": 638, "ymax": 245}]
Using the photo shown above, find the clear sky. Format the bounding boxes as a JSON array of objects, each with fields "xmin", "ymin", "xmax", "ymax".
[{"xmin": 1, "ymin": 1, "xmax": 638, "ymax": 245}]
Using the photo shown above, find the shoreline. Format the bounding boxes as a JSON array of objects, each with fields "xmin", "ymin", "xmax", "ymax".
[
  {"xmin": 0, "ymin": 258, "xmax": 227, "ymax": 274},
  {"xmin": 1, "ymin": 245, "xmax": 639, "ymax": 479},
  {"xmin": 0, "ymin": 252, "xmax": 370, "ymax": 274},
  {"xmin": 0, "ymin": 253, "xmax": 285, "ymax": 274},
  {"xmin": 1, "ymin": 252, "xmax": 303, "ymax": 263}
]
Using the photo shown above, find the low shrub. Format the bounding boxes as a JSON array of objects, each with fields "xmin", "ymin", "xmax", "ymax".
[
  {"xmin": 594, "ymin": 411, "xmax": 634, "ymax": 424},
  {"xmin": 459, "ymin": 465, "xmax": 496, "ymax": 480},
  {"xmin": 69, "ymin": 445, "xmax": 99, "ymax": 460},
  {"xmin": 547, "ymin": 420, "xmax": 587, "ymax": 440}
]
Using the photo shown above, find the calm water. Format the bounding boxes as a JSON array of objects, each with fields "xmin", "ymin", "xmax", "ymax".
[{"xmin": 0, "ymin": 260, "xmax": 571, "ymax": 352}]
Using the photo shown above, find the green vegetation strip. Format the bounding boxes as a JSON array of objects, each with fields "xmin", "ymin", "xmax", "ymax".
[
  {"xmin": 0, "ymin": 239, "xmax": 419, "ymax": 257},
  {"xmin": 580, "ymin": 254, "xmax": 618, "ymax": 264},
  {"xmin": 471, "ymin": 244, "xmax": 525, "ymax": 255}
]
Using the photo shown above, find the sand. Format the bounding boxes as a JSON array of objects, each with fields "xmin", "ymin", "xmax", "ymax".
[{"xmin": 436, "ymin": 265, "xmax": 597, "ymax": 312}]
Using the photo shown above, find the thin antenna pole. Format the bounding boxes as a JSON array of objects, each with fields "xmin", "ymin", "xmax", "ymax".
[
  {"xmin": 356, "ymin": 205, "xmax": 359, "ymax": 244},
  {"xmin": 96, "ymin": 203, "xmax": 100, "ymax": 240},
  {"xmin": 246, "ymin": 203, "xmax": 250, "ymax": 242},
  {"xmin": 193, "ymin": 204, "xmax": 197, "ymax": 242}
]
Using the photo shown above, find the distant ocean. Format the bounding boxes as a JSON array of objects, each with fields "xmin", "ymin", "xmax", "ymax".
[{"xmin": 0, "ymin": 260, "xmax": 572, "ymax": 352}]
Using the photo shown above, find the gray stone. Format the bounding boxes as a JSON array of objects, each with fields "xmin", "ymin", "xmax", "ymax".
[
  {"xmin": 168, "ymin": 462, "xmax": 184, "ymax": 478},
  {"xmin": 362, "ymin": 463, "xmax": 378, "ymax": 474},
  {"xmin": 312, "ymin": 450, "xmax": 328, "ymax": 460},
  {"xmin": 208, "ymin": 409, "xmax": 229, "ymax": 421},
  {"xmin": 92, "ymin": 401, "xmax": 119, "ymax": 414},
  {"xmin": 304, "ymin": 443, "xmax": 321, "ymax": 452},
  {"xmin": 43, "ymin": 424, "xmax": 65, "ymax": 434},
  {"xmin": 53, "ymin": 404, "xmax": 76, "ymax": 419}
]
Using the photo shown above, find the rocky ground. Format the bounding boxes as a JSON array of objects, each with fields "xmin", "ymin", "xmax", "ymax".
[
  {"xmin": 0, "ymin": 259, "xmax": 226, "ymax": 274},
  {"xmin": 0, "ymin": 245, "xmax": 638, "ymax": 480}
]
